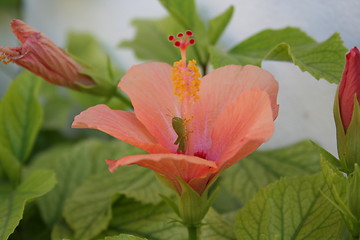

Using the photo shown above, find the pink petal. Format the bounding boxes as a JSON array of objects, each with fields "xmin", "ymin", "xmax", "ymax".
[
  {"xmin": 209, "ymin": 88, "xmax": 275, "ymax": 168},
  {"xmin": 188, "ymin": 65, "xmax": 278, "ymax": 155},
  {"xmin": 119, "ymin": 62, "xmax": 181, "ymax": 151},
  {"xmin": 106, "ymin": 153, "xmax": 218, "ymax": 194},
  {"xmin": 72, "ymin": 104, "xmax": 169, "ymax": 153},
  {"xmin": 10, "ymin": 19, "xmax": 38, "ymax": 44},
  {"xmin": 19, "ymin": 34, "xmax": 93, "ymax": 87}
]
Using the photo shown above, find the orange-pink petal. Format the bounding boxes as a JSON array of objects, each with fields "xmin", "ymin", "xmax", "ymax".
[
  {"xmin": 119, "ymin": 62, "xmax": 181, "ymax": 152},
  {"xmin": 209, "ymin": 88, "xmax": 274, "ymax": 168},
  {"xmin": 72, "ymin": 104, "xmax": 169, "ymax": 153},
  {"xmin": 106, "ymin": 153, "xmax": 218, "ymax": 194},
  {"xmin": 188, "ymin": 65, "xmax": 278, "ymax": 155}
]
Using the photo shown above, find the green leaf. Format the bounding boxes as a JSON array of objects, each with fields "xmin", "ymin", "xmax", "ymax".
[
  {"xmin": 8, "ymin": 202, "xmax": 51, "ymax": 240},
  {"xmin": 0, "ymin": 71, "xmax": 43, "ymax": 163},
  {"xmin": 208, "ymin": 6, "xmax": 234, "ymax": 44},
  {"xmin": 40, "ymin": 82, "xmax": 72, "ymax": 130},
  {"xmin": 104, "ymin": 234, "xmax": 147, "ymax": 240},
  {"xmin": 63, "ymin": 166, "xmax": 171, "ymax": 240},
  {"xmin": 66, "ymin": 32, "xmax": 122, "ymax": 80},
  {"xmin": 202, "ymin": 209, "xmax": 236, "ymax": 240},
  {"xmin": 51, "ymin": 219, "xmax": 74, "ymax": 240},
  {"xmin": 210, "ymin": 27, "xmax": 347, "ymax": 83},
  {"xmin": 310, "ymin": 140, "xmax": 341, "ymax": 169},
  {"xmin": 120, "ymin": 17, "xmax": 189, "ymax": 64},
  {"xmin": 0, "ymin": 0, "xmax": 20, "ymax": 8},
  {"xmin": 235, "ymin": 173, "xmax": 343, "ymax": 240},
  {"xmin": 106, "ymin": 196, "xmax": 186, "ymax": 240},
  {"xmin": 29, "ymin": 139, "xmax": 143, "ymax": 227},
  {"xmin": 320, "ymin": 157, "xmax": 353, "ymax": 236},
  {"xmin": 158, "ymin": 0, "xmax": 196, "ymax": 30},
  {"xmin": 66, "ymin": 32, "xmax": 122, "ymax": 97},
  {"xmin": 0, "ymin": 146, "xmax": 21, "ymax": 186},
  {"xmin": 158, "ymin": 0, "xmax": 209, "ymax": 66},
  {"xmin": 215, "ymin": 140, "xmax": 321, "ymax": 212},
  {"xmin": 0, "ymin": 170, "xmax": 56, "ymax": 240}
]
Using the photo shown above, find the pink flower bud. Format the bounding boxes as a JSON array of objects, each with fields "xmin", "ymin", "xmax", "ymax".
[
  {"xmin": 0, "ymin": 19, "xmax": 94, "ymax": 89},
  {"xmin": 338, "ymin": 47, "xmax": 360, "ymax": 131}
]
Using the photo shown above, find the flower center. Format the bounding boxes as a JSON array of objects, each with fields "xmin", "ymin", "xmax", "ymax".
[
  {"xmin": 169, "ymin": 31, "xmax": 201, "ymax": 103},
  {"xmin": 169, "ymin": 31, "xmax": 201, "ymax": 154},
  {"xmin": 194, "ymin": 151, "xmax": 207, "ymax": 159}
]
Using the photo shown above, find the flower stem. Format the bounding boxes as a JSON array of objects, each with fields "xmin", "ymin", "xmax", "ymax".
[
  {"xmin": 114, "ymin": 91, "xmax": 133, "ymax": 109},
  {"xmin": 187, "ymin": 225, "xmax": 200, "ymax": 240}
]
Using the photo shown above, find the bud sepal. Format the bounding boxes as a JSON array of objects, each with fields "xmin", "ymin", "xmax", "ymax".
[
  {"xmin": 344, "ymin": 97, "xmax": 360, "ymax": 173},
  {"xmin": 334, "ymin": 90, "xmax": 360, "ymax": 174},
  {"xmin": 348, "ymin": 164, "xmax": 360, "ymax": 237},
  {"xmin": 159, "ymin": 174, "xmax": 220, "ymax": 240}
]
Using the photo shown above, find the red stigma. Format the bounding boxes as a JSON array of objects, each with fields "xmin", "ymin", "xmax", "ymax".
[{"xmin": 168, "ymin": 30, "xmax": 195, "ymax": 50}]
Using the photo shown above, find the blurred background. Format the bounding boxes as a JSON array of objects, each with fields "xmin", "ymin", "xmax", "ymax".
[{"xmin": 1, "ymin": 0, "xmax": 360, "ymax": 155}]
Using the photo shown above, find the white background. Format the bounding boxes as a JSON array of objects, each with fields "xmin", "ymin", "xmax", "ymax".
[{"xmin": 1, "ymin": 0, "xmax": 360, "ymax": 155}]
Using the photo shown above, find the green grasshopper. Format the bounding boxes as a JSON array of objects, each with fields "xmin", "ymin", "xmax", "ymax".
[{"xmin": 172, "ymin": 116, "xmax": 188, "ymax": 153}]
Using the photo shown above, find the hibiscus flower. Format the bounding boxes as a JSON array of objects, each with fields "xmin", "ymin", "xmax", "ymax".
[{"xmin": 72, "ymin": 31, "xmax": 279, "ymax": 195}]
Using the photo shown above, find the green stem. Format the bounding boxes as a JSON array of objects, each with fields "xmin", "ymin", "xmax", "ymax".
[
  {"xmin": 187, "ymin": 225, "xmax": 200, "ymax": 240},
  {"xmin": 114, "ymin": 91, "xmax": 133, "ymax": 109}
]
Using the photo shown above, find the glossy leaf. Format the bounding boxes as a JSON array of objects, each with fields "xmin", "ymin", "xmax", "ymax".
[
  {"xmin": 235, "ymin": 173, "xmax": 343, "ymax": 239},
  {"xmin": 0, "ymin": 170, "xmax": 56, "ymax": 240},
  {"xmin": 210, "ymin": 27, "xmax": 347, "ymax": 83},
  {"xmin": 0, "ymin": 71, "xmax": 43, "ymax": 163}
]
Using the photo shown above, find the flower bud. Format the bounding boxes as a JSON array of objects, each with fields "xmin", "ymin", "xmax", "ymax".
[
  {"xmin": 338, "ymin": 47, "xmax": 360, "ymax": 132},
  {"xmin": 334, "ymin": 47, "xmax": 360, "ymax": 173},
  {"xmin": 0, "ymin": 19, "xmax": 95, "ymax": 90}
]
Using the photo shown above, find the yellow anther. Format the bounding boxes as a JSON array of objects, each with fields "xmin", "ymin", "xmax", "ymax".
[
  {"xmin": 0, "ymin": 54, "xmax": 14, "ymax": 65},
  {"xmin": 171, "ymin": 59, "xmax": 201, "ymax": 102}
]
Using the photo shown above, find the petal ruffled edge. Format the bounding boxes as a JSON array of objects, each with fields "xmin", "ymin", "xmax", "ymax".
[
  {"xmin": 72, "ymin": 104, "xmax": 169, "ymax": 154},
  {"xmin": 106, "ymin": 153, "xmax": 218, "ymax": 194}
]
